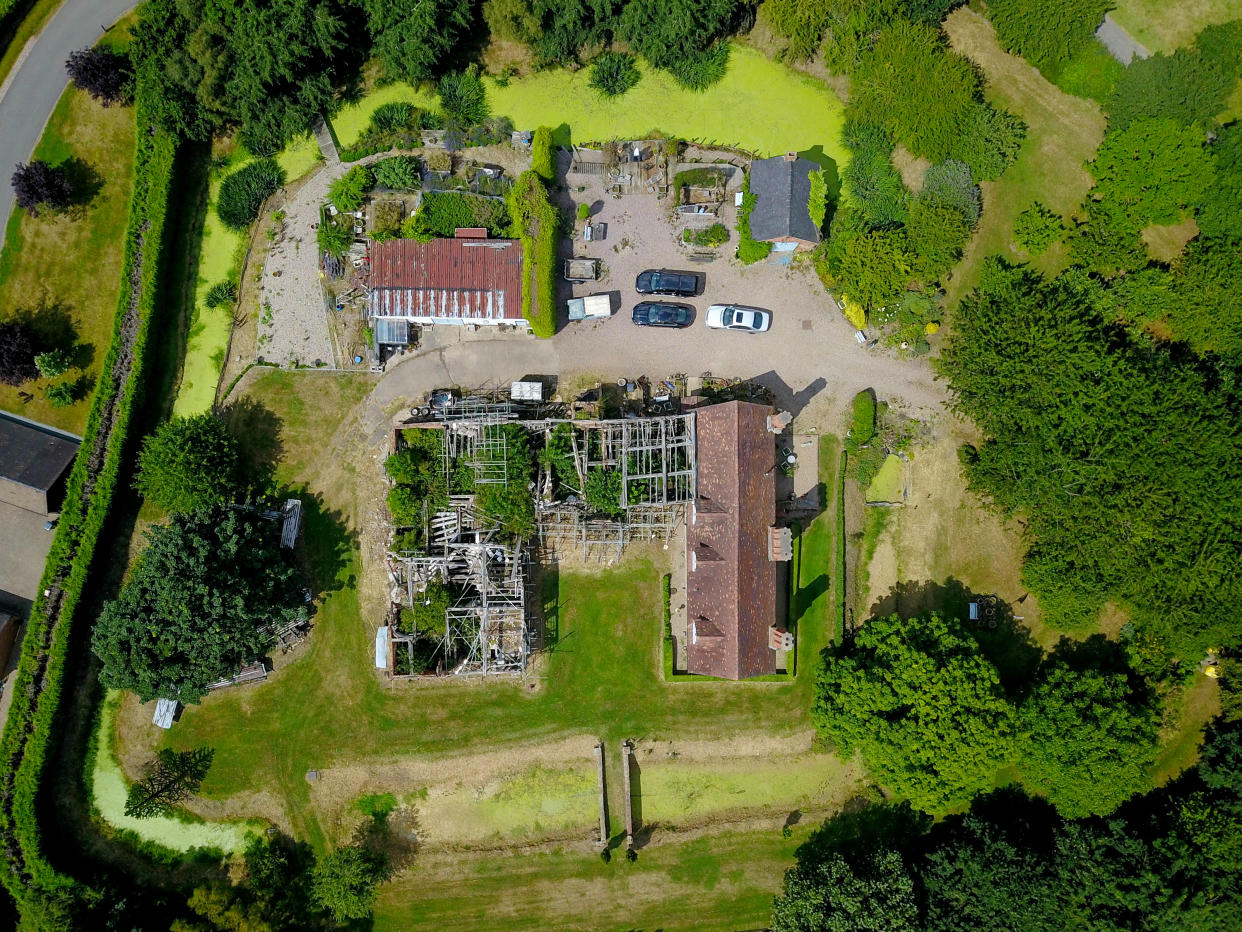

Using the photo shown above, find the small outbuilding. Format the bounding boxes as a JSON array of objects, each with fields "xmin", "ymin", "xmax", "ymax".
[
  {"xmin": 0, "ymin": 412, "xmax": 80, "ymax": 515},
  {"xmin": 748, "ymin": 152, "xmax": 822, "ymax": 251}
]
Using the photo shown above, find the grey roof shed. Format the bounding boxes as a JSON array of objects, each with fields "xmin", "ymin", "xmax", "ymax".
[
  {"xmin": 0, "ymin": 412, "xmax": 80, "ymax": 514},
  {"xmin": 749, "ymin": 154, "xmax": 822, "ymax": 245}
]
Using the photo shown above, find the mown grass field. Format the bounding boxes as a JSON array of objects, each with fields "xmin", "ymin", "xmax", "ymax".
[
  {"xmin": 331, "ymin": 45, "xmax": 849, "ymax": 164},
  {"xmin": 1109, "ymin": 0, "xmax": 1242, "ymax": 53},
  {"xmin": 0, "ymin": 86, "xmax": 135, "ymax": 432}
]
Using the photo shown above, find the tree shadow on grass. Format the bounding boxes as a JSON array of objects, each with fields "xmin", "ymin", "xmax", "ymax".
[
  {"xmin": 10, "ymin": 300, "xmax": 95, "ymax": 371},
  {"xmin": 61, "ymin": 156, "xmax": 104, "ymax": 211},
  {"xmin": 294, "ymin": 491, "xmax": 358, "ymax": 598},
  {"xmin": 795, "ymin": 798, "xmax": 933, "ymax": 866},
  {"xmin": 868, "ymin": 577, "xmax": 1043, "ymax": 696},
  {"xmin": 218, "ymin": 395, "xmax": 284, "ymax": 497}
]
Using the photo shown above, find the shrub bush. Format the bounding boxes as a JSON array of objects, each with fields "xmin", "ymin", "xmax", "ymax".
[
  {"xmin": 667, "ymin": 43, "xmax": 730, "ymax": 92},
  {"xmin": 34, "ymin": 349, "xmax": 71, "ymax": 380},
  {"xmin": 851, "ymin": 389, "xmax": 876, "ymax": 443},
  {"xmin": 329, "ymin": 165, "xmax": 375, "ymax": 214},
  {"xmin": 507, "ymin": 170, "xmax": 559, "ymax": 337},
  {"xmin": 217, "ymin": 159, "xmax": 285, "ymax": 230},
  {"xmin": 11, "ymin": 160, "xmax": 72, "ymax": 216},
  {"xmin": 685, "ymin": 222, "xmax": 729, "ymax": 247},
  {"xmin": 373, "ymin": 156, "xmax": 422, "ymax": 191},
  {"xmin": 920, "ymin": 160, "xmax": 980, "ymax": 226},
  {"xmin": 371, "ymin": 101, "xmax": 417, "ymax": 134},
  {"xmin": 585, "ymin": 468, "xmax": 624, "ymax": 516},
  {"xmin": 736, "ymin": 174, "xmax": 773, "ymax": 264},
  {"xmin": 44, "ymin": 381, "xmax": 75, "ymax": 408},
  {"xmin": 438, "ymin": 65, "xmax": 489, "ymax": 125},
  {"xmin": 205, "ymin": 280, "xmax": 238, "ymax": 308},
  {"xmin": 414, "ymin": 191, "xmax": 509, "ymax": 237},
  {"xmin": 987, "ymin": 0, "xmax": 1111, "ymax": 77},
  {"xmin": 589, "ymin": 51, "xmax": 641, "ymax": 98},
  {"xmin": 1014, "ymin": 202, "xmax": 1064, "ymax": 253}
]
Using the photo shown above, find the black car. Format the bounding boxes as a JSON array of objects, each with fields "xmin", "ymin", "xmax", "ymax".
[
  {"xmin": 632, "ymin": 301, "xmax": 694, "ymax": 328},
  {"xmin": 636, "ymin": 268, "xmax": 699, "ymax": 297}
]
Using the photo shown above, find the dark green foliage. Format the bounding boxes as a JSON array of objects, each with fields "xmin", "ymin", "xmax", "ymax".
[
  {"xmin": 1068, "ymin": 200, "xmax": 1146, "ymax": 275},
  {"xmin": 132, "ymin": 0, "xmax": 349, "ymax": 151},
  {"xmin": 666, "ymin": 43, "xmax": 732, "ymax": 91},
  {"xmin": 763, "ymin": 0, "xmax": 833, "ymax": 60},
  {"xmin": 1014, "ymin": 202, "xmax": 1064, "ymax": 253},
  {"xmin": 92, "ymin": 509, "xmax": 307, "ymax": 703},
  {"xmin": 1088, "ymin": 117, "xmax": 1213, "ymax": 227},
  {"xmin": 1109, "ymin": 45, "xmax": 1238, "ymax": 133},
  {"xmin": 318, "ymin": 221, "xmax": 352, "ymax": 256},
  {"xmin": 904, "ymin": 199, "xmax": 969, "ymax": 278},
  {"xmin": 43, "ymin": 381, "xmax": 76, "ymax": 408},
  {"xmin": 1198, "ymin": 122, "xmax": 1242, "ymax": 243},
  {"xmin": 484, "ymin": 0, "xmax": 540, "ymax": 44},
  {"xmin": 589, "ymin": 51, "xmax": 641, "ymax": 97},
  {"xmin": 842, "ymin": 145, "xmax": 907, "ymax": 229},
  {"xmin": 813, "ymin": 612, "xmax": 1013, "ymax": 812},
  {"xmin": 584, "ymin": 468, "xmax": 624, "ymax": 517},
  {"xmin": 373, "ymin": 156, "xmax": 421, "ymax": 191},
  {"xmin": 1016, "ymin": 642, "xmax": 1159, "ymax": 817},
  {"xmin": 204, "ymin": 280, "xmax": 238, "ymax": 309},
  {"xmin": 473, "ymin": 425, "xmax": 535, "ymax": 538},
  {"xmin": 531, "ymin": 125, "xmax": 555, "ymax": 183},
  {"xmin": 773, "ymin": 848, "xmax": 918, "ymax": 932},
  {"xmin": 329, "ymin": 165, "xmax": 375, "ymax": 214},
  {"xmin": 414, "ymin": 192, "xmax": 509, "ymax": 237},
  {"xmin": 987, "ymin": 0, "xmax": 1110, "ymax": 77},
  {"xmin": 850, "ymin": 389, "xmax": 875, "ymax": 444},
  {"xmin": 385, "ymin": 431, "xmax": 449, "ymax": 520},
  {"xmin": 217, "ymin": 159, "xmax": 285, "ymax": 231},
  {"xmin": 920, "ymin": 159, "xmax": 980, "ymax": 226},
  {"xmin": 937, "ymin": 260, "xmax": 1242, "ymax": 657},
  {"xmin": 0, "ymin": 320, "xmax": 39, "ymax": 385},
  {"xmin": 311, "ymin": 846, "xmax": 388, "ymax": 922},
  {"xmin": 438, "ymin": 65, "xmax": 489, "ymax": 126},
  {"xmin": 875, "ymin": 290, "xmax": 940, "ymax": 355},
  {"xmin": 736, "ymin": 173, "xmax": 773, "ymax": 263},
  {"xmin": 362, "ymin": 0, "xmax": 473, "ymax": 83},
  {"xmin": 618, "ymin": 0, "xmax": 740, "ymax": 89},
  {"xmin": 820, "ymin": 225, "xmax": 913, "ymax": 312},
  {"xmin": 134, "ymin": 413, "xmax": 245, "ymax": 514},
  {"xmin": 849, "ymin": 20, "xmax": 1023, "ymax": 181},
  {"xmin": 371, "ymin": 102, "xmax": 417, "ymax": 134},
  {"xmin": 123, "ymin": 748, "xmax": 214, "ymax": 818},
  {"xmin": 1052, "ymin": 38, "xmax": 1124, "ymax": 104}
]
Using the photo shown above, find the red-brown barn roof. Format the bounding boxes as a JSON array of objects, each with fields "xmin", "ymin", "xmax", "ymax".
[
  {"xmin": 685, "ymin": 401, "xmax": 778, "ymax": 680},
  {"xmin": 368, "ymin": 237, "xmax": 524, "ymax": 322}
]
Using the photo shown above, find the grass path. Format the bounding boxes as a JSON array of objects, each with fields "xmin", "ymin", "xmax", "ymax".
[
  {"xmin": 0, "ymin": 86, "xmax": 134, "ymax": 432},
  {"xmin": 941, "ymin": 7, "xmax": 1106, "ymax": 308},
  {"xmin": 332, "ymin": 45, "xmax": 849, "ymax": 163},
  {"xmin": 1109, "ymin": 0, "xmax": 1242, "ymax": 53}
]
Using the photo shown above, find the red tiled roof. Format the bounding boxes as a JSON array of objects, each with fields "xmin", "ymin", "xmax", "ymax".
[
  {"xmin": 368, "ymin": 237, "xmax": 524, "ymax": 322},
  {"xmin": 685, "ymin": 401, "xmax": 778, "ymax": 680}
]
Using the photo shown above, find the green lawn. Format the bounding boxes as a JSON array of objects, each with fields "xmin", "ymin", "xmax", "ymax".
[
  {"xmin": 865, "ymin": 454, "xmax": 904, "ymax": 504},
  {"xmin": 1109, "ymin": 0, "xmax": 1242, "ymax": 53},
  {"xmin": 0, "ymin": 86, "xmax": 135, "ymax": 432},
  {"xmin": 331, "ymin": 45, "xmax": 849, "ymax": 163},
  {"xmin": 172, "ymin": 137, "xmax": 321, "ymax": 415}
]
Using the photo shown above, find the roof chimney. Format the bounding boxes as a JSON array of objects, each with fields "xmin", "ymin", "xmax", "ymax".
[{"xmin": 784, "ymin": 151, "xmax": 797, "ymax": 162}]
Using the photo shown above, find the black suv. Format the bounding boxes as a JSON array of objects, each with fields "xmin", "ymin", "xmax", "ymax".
[
  {"xmin": 632, "ymin": 302, "xmax": 694, "ymax": 328},
  {"xmin": 636, "ymin": 269, "xmax": 699, "ymax": 297}
]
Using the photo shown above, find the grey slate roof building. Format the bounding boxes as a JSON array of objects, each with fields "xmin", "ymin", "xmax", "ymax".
[
  {"xmin": 0, "ymin": 411, "xmax": 79, "ymax": 514},
  {"xmin": 748, "ymin": 153, "xmax": 822, "ymax": 249}
]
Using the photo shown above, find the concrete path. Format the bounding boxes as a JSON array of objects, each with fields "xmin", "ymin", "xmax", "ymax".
[
  {"xmin": 1096, "ymin": 13, "xmax": 1150, "ymax": 65},
  {"xmin": 0, "ymin": 0, "xmax": 138, "ymax": 253}
]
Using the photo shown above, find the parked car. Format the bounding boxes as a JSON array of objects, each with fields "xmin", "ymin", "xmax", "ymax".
[
  {"xmin": 705, "ymin": 304, "xmax": 771, "ymax": 333},
  {"xmin": 636, "ymin": 269, "xmax": 699, "ymax": 297},
  {"xmin": 632, "ymin": 301, "xmax": 694, "ymax": 328}
]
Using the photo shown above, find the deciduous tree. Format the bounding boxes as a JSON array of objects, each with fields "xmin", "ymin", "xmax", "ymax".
[
  {"xmin": 65, "ymin": 46, "xmax": 133, "ymax": 105},
  {"xmin": 311, "ymin": 846, "xmax": 388, "ymax": 922},
  {"xmin": 773, "ymin": 848, "xmax": 918, "ymax": 931},
  {"xmin": 134, "ymin": 414, "xmax": 245, "ymax": 514},
  {"xmin": 0, "ymin": 320, "xmax": 39, "ymax": 386},
  {"xmin": 11, "ymin": 160, "xmax": 72, "ymax": 216},
  {"xmin": 361, "ymin": 0, "xmax": 473, "ymax": 83}
]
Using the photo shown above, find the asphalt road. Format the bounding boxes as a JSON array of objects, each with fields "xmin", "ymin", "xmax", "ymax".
[{"xmin": 0, "ymin": 0, "xmax": 137, "ymax": 253}]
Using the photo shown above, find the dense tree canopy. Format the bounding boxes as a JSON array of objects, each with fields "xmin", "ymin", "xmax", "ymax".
[
  {"xmin": 1016, "ymin": 643, "xmax": 1160, "ymax": 817},
  {"xmin": 0, "ymin": 320, "xmax": 39, "ymax": 386},
  {"xmin": 938, "ymin": 261, "xmax": 1242, "ymax": 657},
  {"xmin": 134, "ymin": 413, "xmax": 246, "ymax": 514},
  {"xmin": 1087, "ymin": 118, "xmax": 1214, "ymax": 229},
  {"xmin": 360, "ymin": 0, "xmax": 473, "ymax": 83},
  {"xmin": 65, "ymin": 46, "xmax": 133, "ymax": 105},
  {"xmin": 987, "ymin": 0, "xmax": 1110, "ymax": 77},
  {"xmin": 813, "ymin": 612, "xmax": 1013, "ymax": 811},
  {"xmin": 772, "ymin": 849, "xmax": 918, "ymax": 932},
  {"xmin": 133, "ymin": 0, "xmax": 356, "ymax": 152},
  {"xmin": 93, "ymin": 510, "xmax": 307, "ymax": 703},
  {"xmin": 311, "ymin": 846, "xmax": 388, "ymax": 922},
  {"xmin": 11, "ymin": 160, "xmax": 72, "ymax": 216}
]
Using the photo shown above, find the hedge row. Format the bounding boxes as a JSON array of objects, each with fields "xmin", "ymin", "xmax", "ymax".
[
  {"xmin": 0, "ymin": 98, "xmax": 177, "ymax": 913},
  {"xmin": 506, "ymin": 166, "xmax": 558, "ymax": 338}
]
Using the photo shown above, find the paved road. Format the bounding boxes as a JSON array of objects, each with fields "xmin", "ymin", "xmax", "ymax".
[{"xmin": 0, "ymin": 0, "xmax": 137, "ymax": 253}]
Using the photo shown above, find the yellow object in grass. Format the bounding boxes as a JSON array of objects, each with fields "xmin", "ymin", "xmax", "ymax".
[
  {"xmin": 925, "ymin": 321, "xmax": 941, "ymax": 335},
  {"xmin": 840, "ymin": 296, "xmax": 867, "ymax": 330}
]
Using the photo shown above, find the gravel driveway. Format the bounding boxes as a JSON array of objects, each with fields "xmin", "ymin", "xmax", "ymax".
[{"xmin": 375, "ymin": 171, "xmax": 944, "ymax": 428}]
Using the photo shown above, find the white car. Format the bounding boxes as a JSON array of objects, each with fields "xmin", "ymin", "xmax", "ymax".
[{"xmin": 705, "ymin": 304, "xmax": 771, "ymax": 333}]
